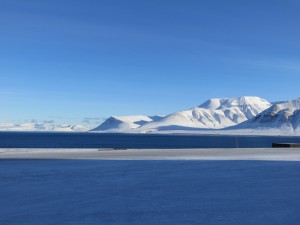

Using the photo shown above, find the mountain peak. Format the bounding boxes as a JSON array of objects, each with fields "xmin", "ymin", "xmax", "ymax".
[
  {"xmin": 92, "ymin": 96, "xmax": 272, "ymax": 132},
  {"xmin": 199, "ymin": 96, "xmax": 270, "ymax": 110},
  {"xmin": 236, "ymin": 98, "xmax": 300, "ymax": 131}
]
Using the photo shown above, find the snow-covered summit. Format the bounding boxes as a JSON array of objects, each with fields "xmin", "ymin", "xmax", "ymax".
[
  {"xmin": 199, "ymin": 96, "xmax": 271, "ymax": 119},
  {"xmin": 91, "ymin": 115, "xmax": 163, "ymax": 132},
  {"xmin": 200, "ymin": 96, "xmax": 270, "ymax": 110},
  {"xmin": 93, "ymin": 96, "xmax": 271, "ymax": 132},
  {"xmin": 139, "ymin": 96, "xmax": 271, "ymax": 131},
  {"xmin": 236, "ymin": 98, "xmax": 300, "ymax": 132}
]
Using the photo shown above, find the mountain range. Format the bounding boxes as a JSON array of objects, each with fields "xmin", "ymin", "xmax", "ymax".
[
  {"xmin": 2, "ymin": 96, "xmax": 300, "ymax": 134},
  {"xmin": 92, "ymin": 96, "xmax": 300, "ymax": 134},
  {"xmin": 0, "ymin": 122, "xmax": 89, "ymax": 132}
]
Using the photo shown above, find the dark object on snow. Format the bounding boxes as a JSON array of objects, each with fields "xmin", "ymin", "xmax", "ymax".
[{"xmin": 272, "ymin": 143, "xmax": 300, "ymax": 148}]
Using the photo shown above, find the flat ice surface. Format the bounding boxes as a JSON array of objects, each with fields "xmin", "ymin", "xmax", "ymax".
[
  {"xmin": 1, "ymin": 148, "xmax": 300, "ymax": 161},
  {"xmin": 1, "ymin": 149, "xmax": 300, "ymax": 224}
]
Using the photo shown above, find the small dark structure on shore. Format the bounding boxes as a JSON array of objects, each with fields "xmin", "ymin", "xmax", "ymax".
[{"xmin": 272, "ymin": 143, "xmax": 300, "ymax": 148}]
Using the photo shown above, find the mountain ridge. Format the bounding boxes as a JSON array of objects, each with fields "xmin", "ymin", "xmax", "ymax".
[
  {"xmin": 0, "ymin": 122, "xmax": 89, "ymax": 132},
  {"xmin": 235, "ymin": 98, "xmax": 300, "ymax": 132},
  {"xmin": 92, "ymin": 96, "xmax": 272, "ymax": 132}
]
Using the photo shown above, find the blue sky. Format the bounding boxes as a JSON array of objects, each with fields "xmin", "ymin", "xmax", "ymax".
[{"xmin": 0, "ymin": 0, "xmax": 300, "ymax": 125}]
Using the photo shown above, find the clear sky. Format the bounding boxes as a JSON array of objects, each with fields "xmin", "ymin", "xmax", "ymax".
[{"xmin": 0, "ymin": 0, "xmax": 300, "ymax": 125}]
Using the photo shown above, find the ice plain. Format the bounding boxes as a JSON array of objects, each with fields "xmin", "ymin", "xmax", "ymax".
[{"xmin": 1, "ymin": 148, "xmax": 300, "ymax": 225}]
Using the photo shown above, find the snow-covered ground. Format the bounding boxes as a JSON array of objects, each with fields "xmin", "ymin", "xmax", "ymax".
[
  {"xmin": 154, "ymin": 128, "xmax": 300, "ymax": 136},
  {"xmin": 1, "ymin": 149, "xmax": 300, "ymax": 225},
  {"xmin": 1, "ymin": 148, "xmax": 300, "ymax": 161}
]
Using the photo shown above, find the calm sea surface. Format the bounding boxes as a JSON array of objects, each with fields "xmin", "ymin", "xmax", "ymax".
[{"xmin": 0, "ymin": 132, "xmax": 300, "ymax": 148}]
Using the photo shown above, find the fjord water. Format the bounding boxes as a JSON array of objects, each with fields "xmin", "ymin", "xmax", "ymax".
[{"xmin": 0, "ymin": 132, "xmax": 300, "ymax": 148}]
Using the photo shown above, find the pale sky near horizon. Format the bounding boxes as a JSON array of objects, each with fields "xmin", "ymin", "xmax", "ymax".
[{"xmin": 0, "ymin": 0, "xmax": 300, "ymax": 124}]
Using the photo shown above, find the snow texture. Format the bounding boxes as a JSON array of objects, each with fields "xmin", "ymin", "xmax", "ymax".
[
  {"xmin": 90, "ymin": 115, "xmax": 163, "ymax": 131},
  {"xmin": 1, "ymin": 159, "xmax": 300, "ymax": 225},
  {"xmin": 235, "ymin": 98, "xmax": 300, "ymax": 133},
  {"xmin": 93, "ymin": 96, "xmax": 271, "ymax": 132},
  {"xmin": 2, "ymin": 148, "xmax": 300, "ymax": 161}
]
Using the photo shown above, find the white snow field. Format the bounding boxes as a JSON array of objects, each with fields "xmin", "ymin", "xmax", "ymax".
[
  {"xmin": 1, "ymin": 148, "xmax": 300, "ymax": 225},
  {"xmin": 1, "ymin": 148, "xmax": 300, "ymax": 161},
  {"xmin": 92, "ymin": 96, "xmax": 272, "ymax": 132}
]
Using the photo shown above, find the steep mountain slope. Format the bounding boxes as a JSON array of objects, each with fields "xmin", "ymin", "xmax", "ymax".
[
  {"xmin": 138, "ymin": 96, "xmax": 271, "ymax": 131},
  {"xmin": 235, "ymin": 98, "xmax": 300, "ymax": 132},
  {"xmin": 93, "ymin": 96, "xmax": 271, "ymax": 132}
]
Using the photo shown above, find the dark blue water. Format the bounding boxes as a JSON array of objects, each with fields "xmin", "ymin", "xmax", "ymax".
[{"xmin": 0, "ymin": 132, "xmax": 300, "ymax": 148}]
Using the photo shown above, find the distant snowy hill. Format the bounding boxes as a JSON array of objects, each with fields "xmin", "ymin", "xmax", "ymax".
[
  {"xmin": 0, "ymin": 122, "xmax": 89, "ymax": 132},
  {"xmin": 93, "ymin": 96, "xmax": 271, "ymax": 132},
  {"xmin": 6, "ymin": 96, "xmax": 300, "ymax": 134},
  {"xmin": 91, "ymin": 115, "xmax": 163, "ymax": 132},
  {"xmin": 235, "ymin": 98, "xmax": 300, "ymax": 133}
]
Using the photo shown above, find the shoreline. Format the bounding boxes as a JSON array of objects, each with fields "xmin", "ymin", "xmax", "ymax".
[{"xmin": 1, "ymin": 148, "xmax": 300, "ymax": 161}]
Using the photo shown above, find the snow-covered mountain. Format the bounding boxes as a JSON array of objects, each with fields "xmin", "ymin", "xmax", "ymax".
[
  {"xmin": 93, "ymin": 96, "xmax": 271, "ymax": 132},
  {"xmin": 235, "ymin": 98, "xmax": 300, "ymax": 132},
  {"xmin": 0, "ymin": 122, "xmax": 89, "ymax": 132},
  {"xmin": 91, "ymin": 115, "xmax": 163, "ymax": 132},
  {"xmin": 4, "ymin": 96, "xmax": 300, "ymax": 134}
]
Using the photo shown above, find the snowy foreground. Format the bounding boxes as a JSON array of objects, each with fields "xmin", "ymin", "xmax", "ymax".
[
  {"xmin": 2, "ymin": 148, "xmax": 300, "ymax": 160},
  {"xmin": 1, "ymin": 148, "xmax": 300, "ymax": 225}
]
